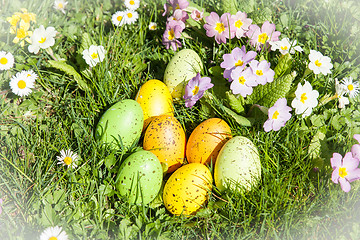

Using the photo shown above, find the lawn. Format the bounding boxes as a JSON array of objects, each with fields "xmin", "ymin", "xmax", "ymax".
[{"xmin": 1, "ymin": 0, "xmax": 360, "ymax": 239}]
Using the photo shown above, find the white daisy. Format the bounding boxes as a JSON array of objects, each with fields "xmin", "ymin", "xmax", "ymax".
[
  {"xmin": 40, "ymin": 226, "xmax": 68, "ymax": 240},
  {"xmin": 148, "ymin": 22, "xmax": 157, "ymax": 31},
  {"xmin": 57, "ymin": 149, "xmax": 79, "ymax": 169},
  {"xmin": 54, "ymin": 0, "xmax": 68, "ymax": 14},
  {"xmin": 124, "ymin": 0, "xmax": 140, "ymax": 10},
  {"xmin": 82, "ymin": 45, "xmax": 106, "ymax": 67},
  {"xmin": 123, "ymin": 10, "xmax": 139, "ymax": 25},
  {"xmin": 28, "ymin": 25, "xmax": 57, "ymax": 54},
  {"xmin": 341, "ymin": 76, "xmax": 359, "ymax": 99},
  {"xmin": 23, "ymin": 69, "xmax": 38, "ymax": 82},
  {"xmin": 335, "ymin": 79, "xmax": 349, "ymax": 109},
  {"xmin": 0, "ymin": 51, "xmax": 15, "ymax": 71},
  {"xmin": 308, "ymin": 50, "xmax": 333, "ymax": 75},
  {"xmin": 9, "ymin": 71, "xmax": 35, "ymax": 97},
  {"xmin": 111, "ymin": 11, "xmax": 126, "ymax": 27}
]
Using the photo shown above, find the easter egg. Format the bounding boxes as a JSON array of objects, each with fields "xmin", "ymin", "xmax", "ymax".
[
  {"xmin": 214, "ymin": 136, "xmax": 261, "ymax": 192},
  {"xmin": 95, "ymin": 99, "xmax": 143, "ymax": 150},
  {"xmin": 186, "ymin": 118, "xmax": 232, "ymax": 165},
  {"xmin": 143, "ymin": 115, "xmax": 186, "ymax": 173},
  {"xmin": 135, "ymin": 79, "xmax": 174, "ymax": 130},
  {"xmin": 163, "ymin": 49, "xmax": 203, "ymax": 99},
  {"xmin": 116, "ymin": 150, "xmax": 163, "ymax": 204},
  {"xmin": 163, "ymin": 163, "xmax": 212, "ymax": 215}
]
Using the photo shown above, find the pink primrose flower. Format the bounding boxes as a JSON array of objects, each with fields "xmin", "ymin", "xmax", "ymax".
[
  {"xmin": 263, "ymin": 98, "xmax": 292, "ymax": 132},
  {"xmin": 162, "ymin": 20, "xmax": 183, "ymax": 51},
  {"xmin": 203, "ymin": 12, "xmax": 236, "ymax": 44},
  {"xmin": 191, "ymin": 9, "xmax": 204, "ymax": 21},
  {"xmin": 246, "ymin": 21, "xmax": 281, "ymax": 51},
  {"xmin": 331, "ymin": 152, "xmax": 360, "ymax": 192},
  {"xmin": 230, "ymin": 67, "xmax": 257, "ymax": 97},
  {"xmin": 183, "ymin": 73, "xmax": 213, "ymax": 108},
  {"xmin": 249, "ymin": 59, "xmax": 275, "ymax": 85},
  {"xmin": 231, "ymin": 11, "xmax": 252, "ymax": 38},
  {"xmin": 163, "ymin": 0, "xmax": 189, "ymax": 16}
]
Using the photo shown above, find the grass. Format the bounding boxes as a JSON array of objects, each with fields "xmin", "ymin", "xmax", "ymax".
[{"xmin": 1, "ymin": 0, "xmax": 360, "ymax": 239}]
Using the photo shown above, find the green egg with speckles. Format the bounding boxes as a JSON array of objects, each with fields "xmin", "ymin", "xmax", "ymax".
[
  {"xmin": 214, "ymin": 136, "xmax": 261, "ymax": 192},
  {"xmin": 95, "ymin": 99, "xmax": 144, "ymax": 150},
  {"xmin": 116, "ymin": 150, "xmax": 163, "ymax": 204},
  {"xmin": 163, "ymin": 49, "xmax": 203, "ymax": 99}
]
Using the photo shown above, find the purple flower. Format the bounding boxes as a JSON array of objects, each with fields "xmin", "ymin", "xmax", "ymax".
[
  {"xmin": 246, "ymin": 21, "xmax": 281, "ymax": 51},
  {"xmin": 230, "ymin": 67, "xmax": 257, "ymax": 97},
  {"xmin": 231, "ymin": 11, "xmax": 252, "ymax": 39},
  {"xmin": 351, "ymin": 134, "xmax": 360, "ymax": 160},
  {"xmin": 183, "ymin": 73, "xmax": 213, "ymax": 108},
  {"xmin": 191, "ymin": 9, "xmax": 204, "ymax": 21},
  {"xmin": 249, "ymin": 59, "xmax": 275, "ymax": 85},
  {"xmin": 263, "ymin": 98, "xmax": 292, "ymax": 132},
  {"xmin": 220, "ymin": 46, "xmax": 257, "ymax": 81},
  {"xmin": 331, "ymin": 152, "xmax": 360, "ymax": 192},
  {"xmin": 203, "ymin": 12, "xmax": 235, "ymax": 44},
  {"xmin": 162, "ymin": 20, "xmax": 183, "ymax": 51},
  {"xmin": 163, "ymin": 0, "xmax": 189, "ymax": 16},
  {"xmin": 168, "ymin": 9, "xmax": 189, "ymax": 25}
]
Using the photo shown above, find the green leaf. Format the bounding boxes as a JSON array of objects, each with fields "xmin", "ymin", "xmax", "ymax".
[
  {"xmin": 274, "ymin": 54, "xmax": 292, "ymax": 78},
  {"xmin": 237, "ymin": 0, "xmax": 256, "ymax": 13},
  {"xmin": 105, "ymin": 153, "xmax": 117, "ymax": 169},
  {"xmin": 48, "ymin": 60, "xmax": 90, "ymax": 91},
  {"xmin": 226, "ymin": 91, "xmax": 244, "ymax": 114},
  {"xmin": 79, "ymin": 32, "xmax": 94, "ymax": 53},
  {"xmin": 246, "ymin": 72, "xmax": 296, "ymax": 107},
  {"xmin": 221, "ymin": 0, "xmax": 238, "ymax": 14},
  {"xmin": 223, "ymin": 106, "xmax": 252, "ymax": 126}
]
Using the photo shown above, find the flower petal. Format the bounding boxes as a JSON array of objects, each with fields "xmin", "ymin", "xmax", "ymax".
[
  {"xmin": 339, "ymin": 177, "xmax": 351, "ymax": 192},
  {"xmin": 330, "ymin": 152, "xmax": 342, "ymax": 169}
]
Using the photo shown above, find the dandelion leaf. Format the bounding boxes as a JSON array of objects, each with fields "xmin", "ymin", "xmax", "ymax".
[
  {"xmin": 48, "ymin": 60, "xmax": 90, "ymax": 91},
  {"xmin": 245, "ymin": 72, "xmax": 296, "ymax": 107}
]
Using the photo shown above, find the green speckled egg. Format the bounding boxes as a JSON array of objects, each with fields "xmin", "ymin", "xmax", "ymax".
[
  {"xmin": 163, "ymin": 49, "xmax": 203, "ymax": 99},
  {"xmin": 163, "ymin": 163, "xmax": 212, "ymax": 215},
  {"xmin": 116, "ymin": 150, "xmax": 163, "ymax": 204},
  {"xmin": 95, "ymin": 99, "xmax": 144, "ymax": 150},
  {"xmin": 214, "ymin": 136, "xmax": 261, "ymax": 192}
]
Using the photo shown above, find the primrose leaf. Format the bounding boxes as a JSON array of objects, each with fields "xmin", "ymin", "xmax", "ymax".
[
  {"xmin": 224, "ymin": 106, "xmax": 252, "ymax": 127},
  {"xmin": 221, "ymin": 0, "xmax": 238, "ymax": 14}
]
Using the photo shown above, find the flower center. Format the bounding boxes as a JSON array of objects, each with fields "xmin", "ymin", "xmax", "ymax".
[
  {"xmin": 17, "ymin": 80, "xmax": 26, "ymax": 89},
  {"xmin": 150, "ymin": 25, "xmax": 156, "ymax": 30},
  {"xmin": 16, "ymin": 28, "xmax": 26, "ymax": 39},
  {"xmin": 192, "ymin": 86, "xmax": 199, "ymax": 95},
  {"xmin": 117, "ymin": 15, "xmax": 123, "ymax": 22},
  {"xmin": 64, "ymin": 156, "xmax": 72, "ymax": 165},
  {"xmin": 168, "ymin": 29, "xmax": 175, "ymax": 40},
  {"xmin": 234, "ymin": 59, "xmax": 244, "ymax": 67},
  {"xmin": 215, "ymin": 22, "xmax": 225, "ymax": 34},
  {"xmin": 0, "ymin": 57, "xmax": 8, "ymax": 65},
  {"xmin": 49, "ymin": 237, "xmax": 58, "ymax": 240},
  {"xmin": 129, "ymin": 0, "xmax": 135, "ymax": 5},
  {"xmin": 58, "ymin": 3, "xmax": 64, "ymax": 8},
  {"xmin": 281, "ymin": 46, "xmax": 288, "ymax": 50},
  {"xmin": 238, "ymin": 76, "xmax": 246, "ymax": 85},
  {"xmin": 348, "ymin": 84, "xmax": 354, "ymax": 91},
  {"xmin": 300, "ymin": 93, "xmax": 307, "ymax": 104},
  {"xmin": 175, "ymin": 4, "xmax": 180, "ymax": 9},
  {"xmin": 315, "ymin": 60, "xmax": 322, "ymax": 67},
  {"xmin": 91, "ymin": 52, "xmax": 98, "ymax": 59},
  {"xmin": 338, "ymin": 167, "xmax": 348, "ymax": 178},
  {"xmin": 256, "ymin": 70, "xmax": 263, "ymax": 76},
  {"xmin": 235, "ymin": 19, "xmax": 243, "ymax": 28},
  {"xmin": 272, "ymin": 110, "xmax": 279, "ymax": 119},
  {"xmin": 38, "ymin": 37, "xmax": 46, "ymax": 44},
  {"xmin": 127, "ymin": 13, "xmax": 133, "ymax": 18},
  {"xmin": 258, "ymin": 33, "xmax": 268, "ymax": 44}
]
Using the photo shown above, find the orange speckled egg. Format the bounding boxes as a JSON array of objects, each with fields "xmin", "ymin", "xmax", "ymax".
[
  {"xmin": 163, "ymin": 163, "xmax": 213, "ymax": 215},
  {"xmin": 135, "ymin": 79, "xmax": 174, "ymax": 130},
  {"xmin": 186, "ymin": 118, "xmax": 232, "ymax": 165},
  {"xmin": 143, "ymin": 115, "xmax": 186, "ymax": 173}
]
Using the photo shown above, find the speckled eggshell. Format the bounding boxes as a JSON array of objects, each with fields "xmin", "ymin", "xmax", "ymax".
[
  {"xmin": 186, "ymin": 118, "xmax": 232, "ymax": 166},
  {"xmin": 135, "ymin": 79, "xmax": 174, "ymax": 130},
  {"xmin": 116, "ymin": 150, "xmax": 163, "ymax": 204},
  {"xmin": 163, "ymin": 163, "xmax": 213, "ymax": 215},
  {"xmin": 163, "ymin": 49, "xmax": 203, "ymax": 99},
  {"xmin": 143, "ymin": 115, "xmax": 186, "ymax": 173},
  {"xmin": 214, "ymin": 136, "xmax": 261, "ymax": 192},
  {"xmin": 95, "ymin": 99, "xmax": 144, "ymax": 150}
]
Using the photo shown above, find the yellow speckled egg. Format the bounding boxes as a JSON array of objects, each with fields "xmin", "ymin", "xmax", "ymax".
[
  {"xmin": 135, "ymin": 79, "xmax": 174, "ymax": 130},
  {"xmin": 163, "ymin": 163, "xmax": 213, "ymax": 215},
  {"xmin": 186, "ymin": 118, "xmax": 232, "ymax": 166},
  {"xmin": 143, "ymin": 115, "xmax": 186, "ymax": 173}
]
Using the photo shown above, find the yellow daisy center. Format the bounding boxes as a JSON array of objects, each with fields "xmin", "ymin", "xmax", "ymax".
[
  {"xmin": 192, "ymin": 86, "xmax": 200, "ymax": 95},
  {"xmin": 129, "ymin": 0, "xmax": 135, "ymax": 5},
  {"xmin": 235, "ymin": 19, "xmax": 243, "ymax": 28},
  {"xmin": 64, "ymin": 156, "xmax": 72, "ymax": 165},
  {"xmin": 150, "ymin": 25, "xmax": 156, "ymax": 30},
  {"xmin": 348, "ymin": 84, "xmax": 354, "ymax": 91},
  {"xmin": 239, "ymin": 76, "xmax": 246, "ymax": 85},
  {"xmin": 168, "ymin": 29, "xmax": 175, "ymax": 40},
  {"xmin": 281, "ymin": 46, "xmax": 288, "ymax": 50},
  {"xmin": 258, "ymin": 33, "xmax": 268, "ymax": 44},
  {"xmin": 300, "ymin": 93, "xmax": 307, "ymax": 104},
  {"xmin": 127, "ymin": 13, "xmax": 133, "ymax": 18},
  {"xmin": 91, "ymin": 52, "xmax": 98, "ymax": 59},
  {"xmin": 117, "ymin": 15, "xmax": 123, "ymax": 22},
  {"xmin": 315, "ymin": 60, "xmax": 322, "ymax": 67},
  {"xmin": 58, "ymin": 3, "xmax": 64, "ymax": 8},
  {"xmin": 215, "ymin": 22, "xmax": 225, "ymax": 34},
  {"xmin": 338, "ymin": 167, "xmax": 348, "ymax": 178},
  {"xmin": 272, "ymin": 110, "xmax": 279, "ymax": 120},
  {"xmin": 235, "ymin": 59, "xmax": 244, "ymax": 67},
  {"xmin": 38, "ymin": 37, "xmax": 46, "ymax": 44},
  {"xmin": 256, "ymin": 70, "xmax": 263, "ymax": 76},
  {"xmin": 49, "ymin": 237, "xmax": 58, "ymax": 240},
  {"xmin": 17, "ymin": 80, "xmax": 27, "ymax": 89},
  {"xmin": 0, "ymin": 57, "xmax": 8, "ymax": 65}
]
